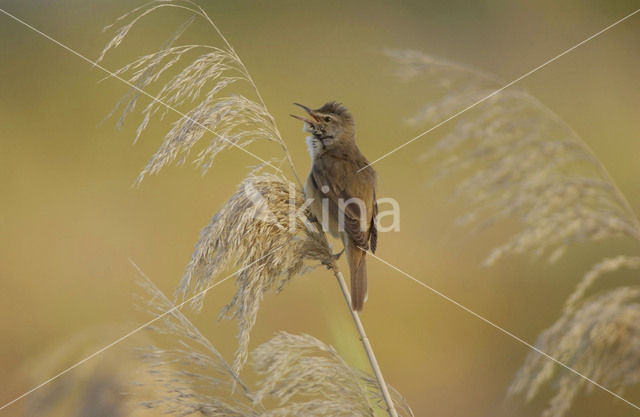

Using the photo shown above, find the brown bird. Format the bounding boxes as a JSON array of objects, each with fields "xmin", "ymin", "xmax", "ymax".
[{"xmin": 291, "ymin": 101, "xmax": 377, "ymax": 311}]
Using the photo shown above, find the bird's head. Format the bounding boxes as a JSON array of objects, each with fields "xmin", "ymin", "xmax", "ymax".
[{"xmin": 290, "ymin": 101, "xmax": 355, "ymax": 151}]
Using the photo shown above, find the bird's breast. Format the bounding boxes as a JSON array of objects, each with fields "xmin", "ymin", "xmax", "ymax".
[
  {"xmin": 305, "ymin": 135, "xmax": 323, "ymax": 159},
  {"xmin": 304, "ymin": 173, "xmax": 340, "ymax": 238}
]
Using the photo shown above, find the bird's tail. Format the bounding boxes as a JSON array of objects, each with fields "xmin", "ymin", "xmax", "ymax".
[{"xmin": 348, "ymin": 243, "xmax": 367, "ymax": 311}]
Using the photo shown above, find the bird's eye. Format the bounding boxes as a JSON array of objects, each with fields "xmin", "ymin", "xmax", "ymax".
[{"xmin": 324, "ymin": 116, "xmax": 331, "ymax": 122}]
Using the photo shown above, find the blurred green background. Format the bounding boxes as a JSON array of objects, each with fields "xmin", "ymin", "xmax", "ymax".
[{"xmin": 1, "ymin": 0, "xmax": 639, "ymax": 416}]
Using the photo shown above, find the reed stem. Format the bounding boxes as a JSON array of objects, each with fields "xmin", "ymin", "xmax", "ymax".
[{"xmin": 329, "ymin": 262, "xmax": 399, "ymax": 417}]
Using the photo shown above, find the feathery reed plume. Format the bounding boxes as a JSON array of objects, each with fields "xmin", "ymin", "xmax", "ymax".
[
  {"xmin": 508, "ymin": 256, "xmax": 640, "ymax": 417},
  {"xmin": 176, "ymin": 170, "xmax": 331, "ymax": 374},
  {"xmin": 253, "ymin": 332, "xmax": 373, "ymax": 417},
  {"xmin": 564, "ymin": 255, "xmax": 640, "ymax": 313},
  {"xmin": 136, "ymin": 272, "xmax": 413, "ymax": 416},
  {"xmin": 102, "ymin": 3, "xmax": 400, "ymax": 414},
  {"xmin": 509, "ymin": 287, "xmax": 640, "ymax": 417},
  {"xmin": 359, "ymin": 372, "xmax": 415, "ymax": 417},
  {"xmin": 392, "ymin": 49, "xmax": 640, "ymax": 416},
  {"xmin": 253, "ymin": 332, "xmax": 415, "ymax": 417},
  {"xmin": 98, "ymin": 0, "xmax": 298, "ymax": 184},
  {"xmin": 135, "ymin": 272, "xmax": 255, "ymax": 416},
  {"xmin": 101, "ymin": 0, "xmax": 331, "ymax": 376},
  {"xmin": 389, "ymin": 49, "xmax": 640, "ymax": 266}
]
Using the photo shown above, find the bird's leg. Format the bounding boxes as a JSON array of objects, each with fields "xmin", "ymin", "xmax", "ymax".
[{"xmin": 321, "ymin": 248, "xmax": 344, "ymax": 270}]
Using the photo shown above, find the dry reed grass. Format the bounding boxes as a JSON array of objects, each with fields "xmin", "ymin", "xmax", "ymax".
[
  {"xmin": 98, "ymin": 0, "xmax": 296, "ymax": 185},
  {"xmin": 99, "ymin": 0, "xmax": 331, "ymax": 376},
  {"xmin": 99, "ymin": 5, "xmax": 640, "ymax": 412},
  {"xmin": 176, "ymin": 170, "xmax": 331, "ymax": 374},
  {"xmin": 509, "ymin": 286, "xmax": 640, "ymax": 417},
  {"xmin": 389, "ymin": 50, "xmax": 640, "ymax": 267},
  {"xmin": 100, "ymin": 2, "xmax": 407, "ymax": 416},
  {"xmin": 392, "ymin": 49, "xmax": 640, "ymax": 416},
  {"xmin": 137, "ymin": 273, "xmax": 414, "ymax": 417}
]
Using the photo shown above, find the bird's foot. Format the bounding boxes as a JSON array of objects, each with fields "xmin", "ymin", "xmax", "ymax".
[{"xmin": 321, "ymin": 249, "xmax": 344, "ymax": 270}]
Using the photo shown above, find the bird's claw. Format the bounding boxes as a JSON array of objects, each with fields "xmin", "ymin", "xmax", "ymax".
[{"xmin": 321, "ymin": 249, "xmax": 345, "ymax": 269}]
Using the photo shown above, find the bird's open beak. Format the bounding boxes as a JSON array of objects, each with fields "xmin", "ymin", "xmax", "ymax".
[{"xmin": 290, "ymin": 102, "xmax": 319, "ymax": 125}]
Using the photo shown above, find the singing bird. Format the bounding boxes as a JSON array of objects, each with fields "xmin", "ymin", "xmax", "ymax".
[{"xmin": 291, "ymin": 102, "xmax": 378, "ymax": 311}]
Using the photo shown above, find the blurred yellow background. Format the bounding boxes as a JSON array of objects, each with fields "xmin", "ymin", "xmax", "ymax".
[{"xmin": 1, "ymin": 0, "xmax": 639, "ymax": 416}]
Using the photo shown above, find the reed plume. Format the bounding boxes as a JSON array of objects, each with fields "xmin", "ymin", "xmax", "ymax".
[
  {"xmin": 176, "ymin": 170, "xmax": 330, "ymax": 374},
  {"xmin": 99, "ymin": 0, "xmax": 330, "ymax": 376},
  {"xmin": 509, "ymin": 287, "xmax": 640, "ymax": 417},
  {"xmin": 136, "ymin": 271, "xmax": 414, "ymax": 417},
  {"xmin": 98, "ymin": 0, "xmax": 298, "ymax": 185},
  {"xmin": 101, "ymin": 2, "xmax": 404, "ymax": 415},
  {"xmin": 389, "ymin": 49, "xmax": 639, "ymax": 266},
  {"xmin": 392, "ymin": 49, "xmax": 640, "ymax": 416}
]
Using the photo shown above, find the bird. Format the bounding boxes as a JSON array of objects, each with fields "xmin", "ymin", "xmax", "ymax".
[{"xmin": 291, "ymin": 101, "xmax": 378, "ymax": 311}]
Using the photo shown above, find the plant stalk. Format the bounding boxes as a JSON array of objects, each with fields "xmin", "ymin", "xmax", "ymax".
[
  {"xmin": 198, "ymin": 5, "xmax": 394, "ymax": 410},
  {"xmin": 329, "ymin": 263, "xmax": 399, "ymax": 417}
]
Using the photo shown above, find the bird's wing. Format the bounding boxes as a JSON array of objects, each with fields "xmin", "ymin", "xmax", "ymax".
[
  {"xmin": 311, "ymin": 157, "xmax": 371, "ymax": 250},
  {"xmin": 370, "ymin": 190, "xmax": 378, "ymax": 254}
]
